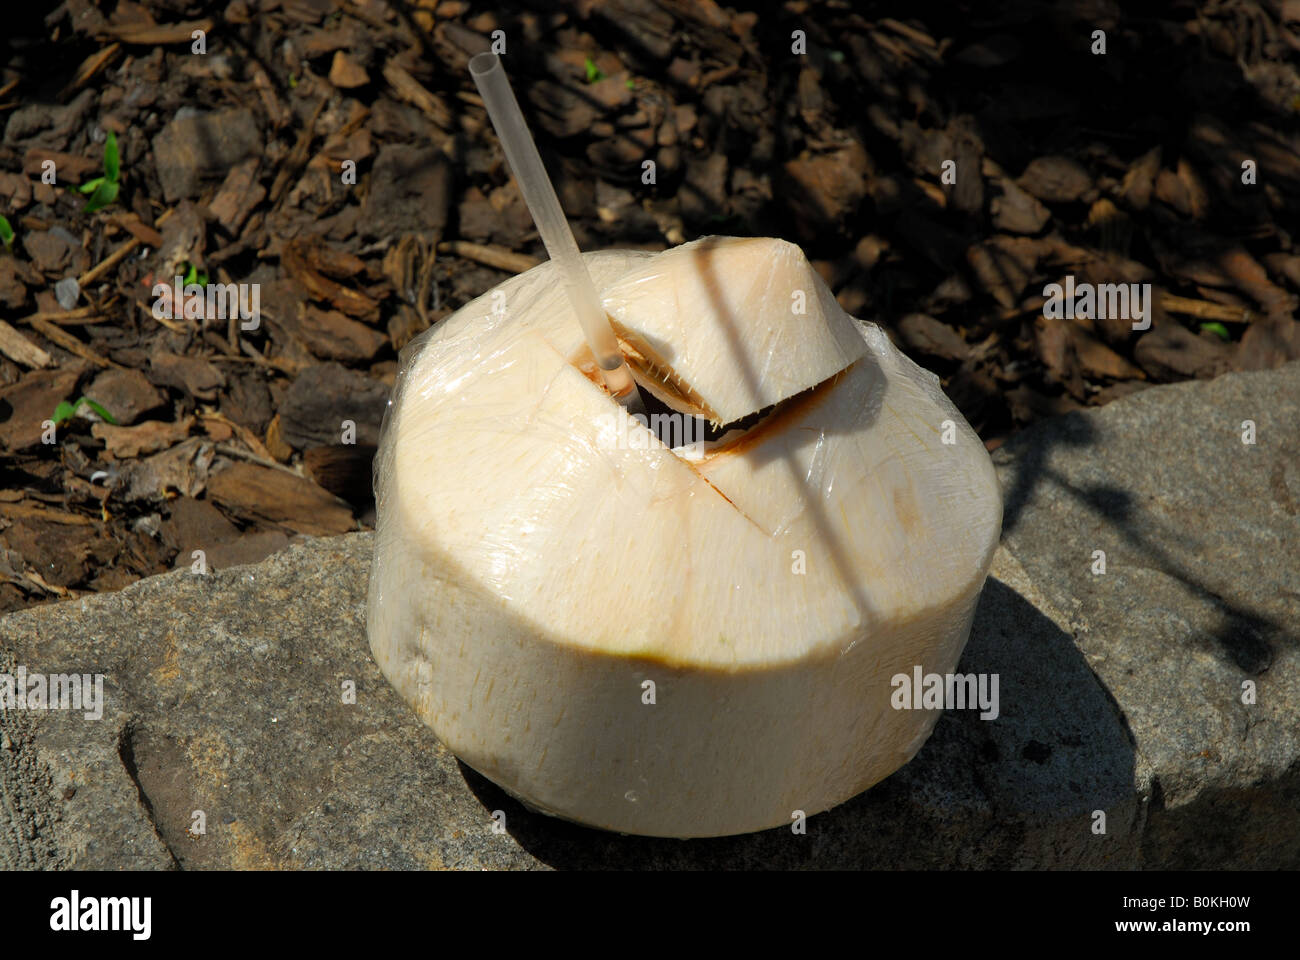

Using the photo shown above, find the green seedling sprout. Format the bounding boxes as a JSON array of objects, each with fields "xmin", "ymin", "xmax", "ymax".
[
  {"xmin": 51, "ymin": 396, "xmax": 117, "ymax": 427},
  {"xmin": 0, "ymin": 215, "xmax": 13, "ymax": 251},
  {"xmin": 583, "ymin": 57, "xmax": 606, "ymax": 84},
  {"xmin": 182, "ymin": 261, "xmax": 209, "ymax": 287},
  {"xmin": 79, "ymin": 131, "xmax": 121, "ymax": 214},
  {"xmin": 1200, "ymin": 321, "xmax": 1231, "ymax": 341}
]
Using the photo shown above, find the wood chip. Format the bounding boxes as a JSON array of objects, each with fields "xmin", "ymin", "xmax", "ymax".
[
  {"xmin": 0, "ymin": 502, "xmax": 94, "ymax": 525},
  {"xmin": 1154, "ymin": 159, "xmax": 1209, "ymax": 218},
  {"xmin": 1160, "ymin": 294, "xmax": 1255, "ymax": 324},
  {"xmin": 281, "ymin": 239, "xmax": 379, "ymax": 319},
  {"xmin": 264, "ymin": 414, "xmax": 295, "ymax": 463},
  {"xmin": 213, "ymin": 443, "xmax": 302, "ymax": 477},
  {"xmin": 22, "ymin": 150, "xmax": 99, "ymax": 181},
  {"xmin": 880, "ymin": 18, "xmax": 938, "ymax": 50},
  {"xmin": 1118, "ymin": 146, "xmax": 1161, "ymax": 210},
  {"xmin": 1017, "ymin": 155, "xmax": 1093, "ymax": 204},
  {"xmin": 150, "ymin": 352, "xmax": 225, "ymax": 400},
  {"xmin": 208, "ymin": 159, "xmax": 264, "ymax": 234},
  {"xmin": 27, "ymin": 318, "xmax": 115, "ymax": 368},
  {"xmin": 65, "ymin": 42, "xmax": 122, "ymax": 93},
  {"xmin": 1236, "ymin": 316, "xmax": 1300, "ymax": 370},
  {"xmin": 329, "ymin": 51, "xmax": 370, "ymax": 88},
  {"xmin": 270, "ymin": 98, "xmax": 326, "ymax": 205},
  {"xmin": 0, "ymin": 365, "xmax": 84, "ymax": 451},
  {"xmin": 78, "ymin": 208, "xmax": 173, "ymax": 288},
  {"xmin": 303, "ymin": 444, "xmax": 376, "ymax": 504},
  {"xmin": 21, "ymin": 569, "xmax": 70, "ymax": 597},
  {"xmin": 1033, "ymin": 314, "xmax": 1084, "ymax": 399},
  {"xmin": 115, "ymin": 437, "xmax": 214, "ymax": 502},
  {"xmin": 1073, "ymin": 326, "xmax": 1145, "ymax": 381},
  {"xmin": 383, "ymin": 61, "xmax": 452, "ymax": 129},
  {"xmin": 1264, "ymin": 252, "xmax": 1300, "ymax": 291},
  {"xmin": 1217, "ymin": 247, "xmax": 1296, "ymax": 314},
  {"xmin": 967, "ymin": 237, "xmax": 1039, "ymax": 308},
  {"xmin": 0, "ymin": 319, "xmax": 53, "ymax": 368},
  {"xmin": 280, "ymin": 303, "xmax": 388, "ymax": 362},
  {"xmin": 112, "ymin": 216, "xmax": 164, "ymax": 248},
  {"xmin": 92, "ymin": 417, "xmax": 194, "ymax": 459},
  {"xmin": 436, "ymin": 240, "xmax": 540, "ymax": 274},
  {"xmin": 207, "ymin": 461, "xmax": 356, "ymax": 536},
  {"xmin": 101, "ymin": 19, "xmax": 215, "ymax": 45},
  {"xmin": 990, "ymin": 178, "xmax": 1050, "ymax": 235},
  {"xmin": 1134, "ymin": 324, "xmax": 1234, "ymax": 380},
  {"xmin": 893, "ymin": 313, "xmax": 970, "ymax": 362},
  {"xmin": 198, "ymin": 410, "xmax": 278, "ymax": 464}
]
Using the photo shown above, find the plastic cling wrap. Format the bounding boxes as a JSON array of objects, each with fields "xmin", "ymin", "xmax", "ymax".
[{"xmin": 367, "ymin": 236, "xmax": 1002, "ymax": 838}]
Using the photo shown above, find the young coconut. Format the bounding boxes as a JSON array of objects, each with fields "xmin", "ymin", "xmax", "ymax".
[
  {"xmin": 367, "ymin": 234, "xmax": 1002, "ymax": 838},
  {"xmin": 367, "ymin": 54, "xmax": 1001, "ymax": 838}
]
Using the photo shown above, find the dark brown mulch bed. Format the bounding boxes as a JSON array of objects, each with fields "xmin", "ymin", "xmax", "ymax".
[{"xmin": 1, "ymin": 0, "xmax": 1298, "ymax": 612}]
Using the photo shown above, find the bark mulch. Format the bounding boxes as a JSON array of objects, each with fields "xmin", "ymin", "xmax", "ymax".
[{"xmin": 1, "ymin": 0, "xmax": 1298, "ymax": 612}]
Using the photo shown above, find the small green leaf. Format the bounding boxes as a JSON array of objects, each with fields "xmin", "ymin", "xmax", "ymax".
[
  {"xmin": 584, "ymin": 57, "xmax": 605, "ymax": 84},
  {"xmin": 0, "ymin": 215, "xmax": 13, "ymax": 250},
  {"xmin": 77, "ymin": 397, "xmax": 117, "ymax": 424},
  {"xmin": 1200, "ymin": 321, "xmax": 1231, "ymax": 341},
  {"xmin": 83, "ymin": 179, "xmax": 118, "ymax": 213},
  {"xmin": 78, "ymin": 176, "xmax": 104, "ymax": 195},
  {"xmin": 51, "ymin": 401, "xmax": 77, "ymax": 425},
  {"xmin": 103, "ymin": 131, "xmax": 120, "ymax": 183},
  {"xmin": 625, "ymin": 77, "xmax": 635, "ymax": 90},
  {"xmin": 289, "ymin": 73, "xmax": 298, "ymax": 88}
]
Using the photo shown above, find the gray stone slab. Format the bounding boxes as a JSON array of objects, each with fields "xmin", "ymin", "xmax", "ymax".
[
  {"xmin": 1, "ymin": 362, "xmax": 1296, "ymax": 869},
  {"xmin": 992, "ymin": 361, "xmax": 1300, "ymax": 869}
]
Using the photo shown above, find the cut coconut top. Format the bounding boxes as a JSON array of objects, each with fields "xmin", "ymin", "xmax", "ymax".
[
  {"xmin": 600, "ymin": 236, "xmax": 869, "ymax": 426},
  {"xmin": 379, "ymin": 247, "xmax": 1002, "ymax": 667}
]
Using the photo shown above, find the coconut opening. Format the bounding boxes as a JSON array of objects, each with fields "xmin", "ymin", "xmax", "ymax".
[
  {"xmin": 633, "ymin": 377, "xmax": 773, "ymax": 448},
  {"xmin": 572, "ymin": 334, "xmax": 850, "ymax": 464},
  {"xmin": 687, "ymin": 366, "xmax": 848, "ymax": 460}
]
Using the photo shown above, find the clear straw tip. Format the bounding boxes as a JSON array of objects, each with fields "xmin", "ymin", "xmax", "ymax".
[{"xmin": 468, "ymin": 52, "xmax": 644, "ymax": 413}]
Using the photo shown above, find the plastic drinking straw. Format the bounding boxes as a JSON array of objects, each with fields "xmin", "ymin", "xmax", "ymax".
[{"xmin": 469, "ymin": 52, "xmax": 645, "ymax": 414}]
